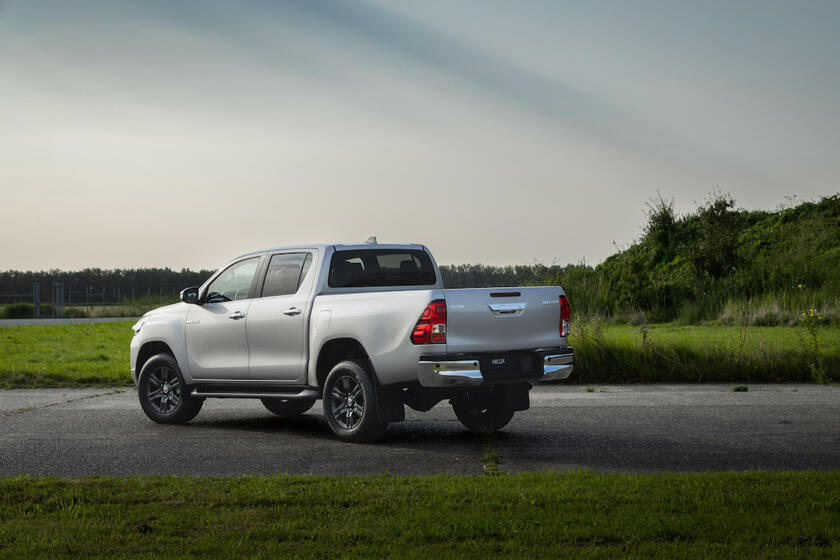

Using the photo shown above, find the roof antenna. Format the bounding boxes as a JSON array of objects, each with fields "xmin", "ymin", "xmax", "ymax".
[{"xmin": 365, "ymin": 236, "xmax": 377, "ymax": 244}]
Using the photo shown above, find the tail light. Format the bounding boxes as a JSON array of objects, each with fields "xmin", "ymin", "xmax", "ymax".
[
  {"xmin": 559, "ymin": 295, "xmax": 571, "ymax": 337},
  {"xmin": 411, "ymin": 300, "xmax": 446, "ymax": 344}
]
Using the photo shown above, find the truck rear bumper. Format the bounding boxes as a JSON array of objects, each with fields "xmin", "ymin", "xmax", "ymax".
[{"xmin": 417, "ymin": 348, "xmax": 574, "ymax": 388}]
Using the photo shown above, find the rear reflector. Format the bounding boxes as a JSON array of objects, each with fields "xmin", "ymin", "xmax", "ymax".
[
  {"xmin": 559, "ymin": 295, "xmax": 571, "ymax": 337},
  {"xmin": 490, "ymin": 291, "xmax": 521, "ymax": 298},
  {"xmin": 411, "ymin": 300, "xmax": 447, "ymax": 344}
]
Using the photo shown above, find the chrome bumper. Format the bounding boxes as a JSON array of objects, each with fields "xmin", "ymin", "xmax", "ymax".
[
  {"xmin": 418, "ymin": 351, "xmax": 574, "ymax": 388},
  {"xmin": 418, "ymin": 359, "xmax": 484, "ymax": 387},
  {"xmin": 541, "ymin": 353, "xmax": 575, "ymax": 382}
]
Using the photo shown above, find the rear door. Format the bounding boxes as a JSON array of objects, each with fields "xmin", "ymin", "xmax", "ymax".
[
  {"xmin": 443, "ymin": 287, "xmax": 565, "ymax": 354},
  {"xmin": 246, "ymin": 251, "xmax": 315, "ymax": 382}
]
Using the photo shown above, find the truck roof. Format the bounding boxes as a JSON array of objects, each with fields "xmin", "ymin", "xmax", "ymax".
[{"xmin": 234, "ymin": 242, "xmax": 426, "ymax": 260}]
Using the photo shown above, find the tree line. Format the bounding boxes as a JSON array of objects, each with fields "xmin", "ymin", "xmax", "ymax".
[{"xmin": 2, "ymin": 192, "xmax": 838, "ymax": 324}]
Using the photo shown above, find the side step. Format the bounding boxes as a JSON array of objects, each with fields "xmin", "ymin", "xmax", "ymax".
[{"xmin": 191, "ymin": 385, "xmax": 320, "ymax": 400}]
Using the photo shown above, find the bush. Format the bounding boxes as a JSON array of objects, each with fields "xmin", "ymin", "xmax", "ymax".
[
  {"xmin": 2, "ymin": 303, "xmax": 34, "ymax": 319},
  {"xmin": 1, "ymin": 303, "xmax": 57, "ymax": 319}
]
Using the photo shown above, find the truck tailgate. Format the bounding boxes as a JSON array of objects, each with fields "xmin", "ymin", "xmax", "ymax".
[{"xmin": 443, "ymin": 287, "xmax": 566, "ymax": 354}]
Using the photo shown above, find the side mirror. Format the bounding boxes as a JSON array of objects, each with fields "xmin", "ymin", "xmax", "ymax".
[{"xmin": 180, "ymin": 286, "xmax": 200, "ymax": 305}]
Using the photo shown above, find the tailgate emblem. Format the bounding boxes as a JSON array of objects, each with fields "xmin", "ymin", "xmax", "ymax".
[
  {"xmin": 491, "ymin": 358, "xmax": 506, "ymax": 366},
  {"xmin": 449, "ymin": 304, "xmax": 465, "ymax": 311},
  {"xmin": 542, "ymin": 299, "xmax": 560, "ymax": 305}
]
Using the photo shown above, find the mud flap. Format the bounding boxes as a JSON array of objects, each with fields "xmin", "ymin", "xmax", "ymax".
[
  {"xmin": 504, "ymin": 383, "xmax": 531, "ymax": 412},
  {"xmin": 377, "ymin": 385, "xmax": 406, "ymax": 423}
]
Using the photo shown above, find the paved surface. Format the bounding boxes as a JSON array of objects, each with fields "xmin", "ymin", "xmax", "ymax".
[
  {"xmin": 0, "ymin": 317, "xmax": 137, "ymax": 327},
  {"xmin": 1, "ymin": 384, "xmax": 839, "ymax": 476}
]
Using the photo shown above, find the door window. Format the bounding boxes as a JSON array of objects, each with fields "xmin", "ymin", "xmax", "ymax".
[
  {"xmin": 205, "ymin": 257, "xmax": 260, "ymax": 303},
  {"xmin": 261, "ymin": 253, "xmax": 312, "ymax": 298}
]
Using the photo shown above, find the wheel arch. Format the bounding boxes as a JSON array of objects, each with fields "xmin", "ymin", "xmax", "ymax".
[
  {"xmin": 136, "ymin": 340, "xmax": 177, "ymax": 377},
  {"xmin": 314, "ymin": 338, "xmax": 375, "ymax": 389}
]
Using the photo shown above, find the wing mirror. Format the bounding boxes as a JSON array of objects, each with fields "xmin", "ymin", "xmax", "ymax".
[{"xmin": 180, "ymin": 286, "xmax": 200, "ymax": 305}]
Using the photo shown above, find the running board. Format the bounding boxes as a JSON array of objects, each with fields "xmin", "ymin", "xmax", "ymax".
[{"xmin": 191, "ymin": 387, "xmax": 320, "ymax": 400}]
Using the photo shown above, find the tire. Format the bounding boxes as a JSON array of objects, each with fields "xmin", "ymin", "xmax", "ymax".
[
  {"xmin": 137, "ymin": 353, "xmax": 203, "ymax": 424},
  {"xmin": 322, "ymin": 360, "xmax": 386, "ymax": 443},
  {"xmin": 261, "ymin": 398, "xmax": 316, "ymax": 416},
  {"xmin": 452, "ymin": 389, "xmax": 515, "ymax": 435}
]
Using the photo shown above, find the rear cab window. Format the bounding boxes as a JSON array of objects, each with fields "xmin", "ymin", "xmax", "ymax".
[{"xmin": 328, "ymin": 249, "xmax": 436, "ymax": 288}]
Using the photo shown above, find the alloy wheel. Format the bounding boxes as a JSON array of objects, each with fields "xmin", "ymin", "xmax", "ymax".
[
  {"xmin": 146, "ymin": 366, "xmax": 181, "ymax": 414},
  {"xmin": 329, "ymin": 375, "xmax": 365, "ymax": 429}
]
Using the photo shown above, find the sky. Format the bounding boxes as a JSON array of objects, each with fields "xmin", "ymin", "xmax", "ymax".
[{"xmin": 1, "ymin": 0, "xmax": 838, "ymax": 271}]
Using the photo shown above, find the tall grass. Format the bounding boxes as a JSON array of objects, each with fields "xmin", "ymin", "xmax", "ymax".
[{"xmin": 569, "ymin": 322, "xmax": 840, "ymax": 383}]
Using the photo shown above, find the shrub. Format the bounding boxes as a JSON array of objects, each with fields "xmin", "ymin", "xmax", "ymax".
[{"xmin": 2, "ymin": 303, "xmax": 34, "ymax": 319}]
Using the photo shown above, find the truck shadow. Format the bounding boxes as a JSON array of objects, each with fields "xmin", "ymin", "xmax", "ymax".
[
  {"xmin": 188, "ymin": 413, "xmax": 337, "ymax": 440},
  {"xmin": 188, "ymin": 412, "xmax": 488, "ymax": 446},
  {"xmin": 146, "ymin": 411, "xmax": 840, "ymax": 472}
]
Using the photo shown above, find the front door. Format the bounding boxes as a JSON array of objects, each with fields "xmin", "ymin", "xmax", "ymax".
[{"xmin": 185, "ymin": 256, "xmax": 261, "ymax": 380}]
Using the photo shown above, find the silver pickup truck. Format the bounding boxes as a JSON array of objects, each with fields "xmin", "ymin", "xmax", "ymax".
[{"xmin": 130, "ymin": 240, "xmax": 573, "ymax": 442}]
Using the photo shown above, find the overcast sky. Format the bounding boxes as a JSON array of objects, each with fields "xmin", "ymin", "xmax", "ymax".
[{"xmin": 1, "ymin": 0, "xmax": 838, "ymax": 271}]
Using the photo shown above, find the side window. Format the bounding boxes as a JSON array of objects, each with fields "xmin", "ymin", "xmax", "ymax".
[
  {"xmin": 299, "ymin": 253, "xmax": 313, "ymax": 287},
  {"xmin": 261, "ymin": 253, "xmax": 312, "ymax": 298},
  {"xmin": 205, "ymin": 257, "xmax": 260, "ymax": 303}
]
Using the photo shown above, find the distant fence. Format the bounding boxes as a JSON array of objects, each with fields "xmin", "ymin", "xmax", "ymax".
[{"xmin": 0, "ymin": 284, "xmax": 181, "ymax": 318}]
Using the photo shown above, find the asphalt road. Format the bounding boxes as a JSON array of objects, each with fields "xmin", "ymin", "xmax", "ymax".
[{"xmin": 1, "ymin": 384, "xmax": 839, "ymax": 476}]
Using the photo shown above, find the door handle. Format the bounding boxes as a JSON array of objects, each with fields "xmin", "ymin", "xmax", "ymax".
[
  {"xmin": 283, "ymin": 307, "xmax": 302, "ymax": 316},
  {"xmin": 228, "ymin": 311, "xmax": 245, "ymax": 320},
  {"xmin": 488, "ymin": 303, "xmax": 526, "ymax": 315}
]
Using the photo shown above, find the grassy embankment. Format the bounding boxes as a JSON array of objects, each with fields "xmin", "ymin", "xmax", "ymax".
[
  {"xmin": 1, "ymin": 472, "xmax": 838, "ymax": 558},
  {"xmin": 443, "ymin": 194, "xmax": 840, "ymax": 326},
  {"xmin": 0, "ymin": 322, "xmax": 837, "ymax": 388}
]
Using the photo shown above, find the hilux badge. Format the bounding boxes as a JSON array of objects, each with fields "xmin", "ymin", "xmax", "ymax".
[{"xmin": 542, "ymin": 299, "xmax": 560, "ymax": 305}]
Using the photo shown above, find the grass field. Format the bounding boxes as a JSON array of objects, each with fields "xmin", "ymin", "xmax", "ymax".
[
  {"xmin": 1, "ymin": 472, "xmax": 838, "ymax": 558},
  {"xmin": 0, "ymin": 321, "xmax": 837, "ymax": 388},
  {"xmin": 0, "ymin": 322, "xmax": 133, "ymax": 388}
]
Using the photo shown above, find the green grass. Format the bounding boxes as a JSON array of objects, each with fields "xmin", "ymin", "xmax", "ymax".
[
  {"xmin": 1, "ymin": 322, "xmax": 838, "ymax": 388},
  {"xmin": 1, "ymin": 472, "xmax": 838, "ymax": 558},
  {"xmin": 570, "ymin": 323, "xmax": 840, "ymax": 384},
  {"xmin": 0, "ymin": 322, "xmax": 133, "ymax": 388}
]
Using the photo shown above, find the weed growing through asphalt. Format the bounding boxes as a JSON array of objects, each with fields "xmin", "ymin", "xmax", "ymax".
[
  {"xmin": 732, "ymin": 385, "xmax": 749, "ymax": 392},
  {"xmin": 481, "ymin": 436, "xmax": 499, "ymax": 475}
]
